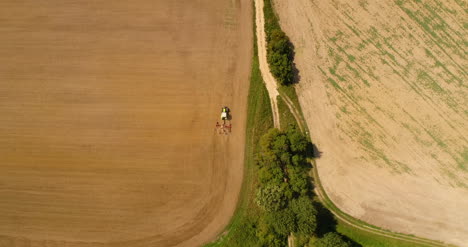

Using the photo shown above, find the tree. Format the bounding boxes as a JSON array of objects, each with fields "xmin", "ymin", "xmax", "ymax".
[
  {"xmin": 266, "ymin": 208, "xmax": 297, "ymax": 236},
  {"xmin": 255, "ymin": 184, "xmax": 287, "ymax": 212},
  {"xmin": 287, "ymin": 166, "xmax": 310, "ymax": 196},
  {"xmin": 257, "ymin": 128, "xmax": 292, "ymax": 168},
  {"xmin": 260, "ymin": 128, "xmax": 282, "ymax": 152},
  {"xmin": 312, "ymin": 232, "xmax": 351, "ymax": 247},
  {"xmin": 267, "ymin": 30, "xmax": 294, "ymax": 85},
  {"xmin": 292, "ymin": 154, "xmax": 306, "ymax": 167},
  {"xmin": 271, "ymin": 133, "xmax": 290, "ymax": 154},
  {"xmin": 290, "ymin": 196, "xmax": 318, "ymax": 235},
  {"xmin": 257, "ymin": 129, "xmax": 282, "ymax": 168},
  {"xmin": 287, "ymin": 128, "xmax": 308, "ymax": 154},
  {"xmin": 257, "ymin": 213, "xmax": 286, "ymax": 247},
  {"xmin": 258, "ymin": 166, "xmax": 284, "ymax": 186}
]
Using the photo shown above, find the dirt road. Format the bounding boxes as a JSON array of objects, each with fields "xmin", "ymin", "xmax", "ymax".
[
  {"xmin": 254, "ymin": 0, "xmax": 280, "ymax": 129},
  {"xmin": 0, "ymin": 1, "xmax": 252, "ymax": 246},
  {"xmin": 273, "ymin": 0, "xmax": 468, "ymax": 246}
]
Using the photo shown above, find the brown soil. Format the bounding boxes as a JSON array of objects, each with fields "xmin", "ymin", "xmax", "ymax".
[
  {"xmin": 0, "ymin": 1, "xmax": 252, "ymax": 246},
  {"xmin": 273, "ymin": 0, "xmax": 468, "ymax": 246}
]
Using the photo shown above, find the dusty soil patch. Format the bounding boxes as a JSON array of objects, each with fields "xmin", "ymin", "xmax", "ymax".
[
  {"xmin": 0, "ymin": 1, "xmax": 251, "ymax": 246},
  {"xmin": 273, "ymin": 0, "xmax": 468, "ymax": 246}
]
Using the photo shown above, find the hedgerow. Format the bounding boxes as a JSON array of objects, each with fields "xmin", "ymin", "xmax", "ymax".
[{"xmin": 264, "ymin": 0, "xmax": 294, "ymax": 85}]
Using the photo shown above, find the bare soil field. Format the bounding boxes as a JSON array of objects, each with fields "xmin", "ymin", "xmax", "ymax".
[
  {"xmin": 273, "ymin": 0, "xmax": 468, "ymax": 246},
  {"xmin": 0, "ymin": 1, "xmax": 251, "ymax": 246}
]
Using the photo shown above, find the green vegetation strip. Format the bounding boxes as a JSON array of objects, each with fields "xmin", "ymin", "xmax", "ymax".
[
  {"xmin": 337, "ymin": 221, "xmax": 430, "ymax": 247},
  {"xmin": 277, "ymin": 96, "xmax": 299, "ymax": 131}
]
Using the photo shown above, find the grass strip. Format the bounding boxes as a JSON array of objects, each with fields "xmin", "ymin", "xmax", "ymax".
[
  {"xmin": 337, "ymin": 221, "xmax": 432, "ymax": 247},
  {"xmin": 277, "ymin": 95, "xmax": 299, "ymax": 131}
]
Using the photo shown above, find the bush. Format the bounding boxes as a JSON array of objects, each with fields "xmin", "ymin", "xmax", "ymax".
[
  {"xmin": 287, "ymin": 128, "xmax": 308, "ymax": 153},
  {"xmin": 257, "ymin": 129, "xmax": 283, "ymax": 167},
  {"xmin": 257, "ymin": 215, "xmax": 286, "ymax": 247},
  {"xmin": 267, "ymin": 30, "xmax": 294, "ymax": 85},
  {"xmin": 255, "ymin": 184, "xmax": 287, "ymax": 212},
  {"xmin": 257, "ymin": 128, "xmax": 309, "ymax": 169},
  {"xmin": 264, "ymin": 0, "xmax": 294, "ymax": 86},
  {"xmin": 266, "ymin": 208, "xmax": 297, "ymax": 236},
  {"xmin": 260, "ymin": 128, "xmax": 289, "ymax": 154},
  {"xmin": 258, "ymin": 166, "xmax": 284, "ymax": 186},
  {"xmin": 312, "ymin": 232, "xmax": 351, "ymax": 247},
  {"xmin": 287, "ymin": 166, "xmax": 311, "ymax": 196},
  {"xmin": 291, "ymin": 196, "xmax": 318, "ymax": 235}
]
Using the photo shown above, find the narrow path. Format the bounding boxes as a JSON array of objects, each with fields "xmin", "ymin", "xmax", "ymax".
[
  {"xmin": 254, "ymin": 0, "xmax": 304, "ymax": 133},
  {"xmin": 279, "ymin": 93, "xmax": 305, "ymax": 133},
  {"xmin": 254, "ymin": 0, "xmax": 449, "ymax": 246},
  {"xmin": 254, "ymin": 0, "xmax": 280, "ymax": 129}
]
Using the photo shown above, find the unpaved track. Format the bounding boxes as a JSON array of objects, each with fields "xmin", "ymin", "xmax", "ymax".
[
  {"xmin": 273, "ymin": 0, "xmax": 468, "ymax": 246},
  {"xmin": 280, "ymin": 94, "xmax": 305, "ymax": 133},
  {"xmin": 254, "ymin": 0, "xmax": 304, "ymax": 133},
  {"xmin": 254, "ymin": 0, "xmax": 280, "ymax": 129},
  {"xmin": 0, "ymin": 1, "xmax": 252, "ymax": 246}
]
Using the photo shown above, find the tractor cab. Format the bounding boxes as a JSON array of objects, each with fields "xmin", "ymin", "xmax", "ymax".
[{"xmin": 221, "ymin": 106, "xmax": 230, "ymax": 120}]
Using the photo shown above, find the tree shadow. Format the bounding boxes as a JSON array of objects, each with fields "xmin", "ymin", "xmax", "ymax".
[
  {"xmin": 288, "ymin": 41, "xmax": 301, "ymax": 85},
  {"xmin": 311, "ymin": 143, "xmax": 322, "ymax": 159},
  {"xmin": 313, "ymin": 201, "xmax": 337, "ymax": 237},
  {"xmin": 312, "ymin": 202, "xmax": 362, "ymax": 247},
  {"xmin": 306, "ymin": 142, "xmax": 322, "ymax": 159}
]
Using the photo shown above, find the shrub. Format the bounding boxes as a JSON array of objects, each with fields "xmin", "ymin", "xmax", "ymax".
[
  {"xmin": 255, "ymin": 184, "xmax": 287, "ymax": 212},
  {"xmin": 257, "ymin": 214, "xmax": 286, "ymax": 247},
  {"xmin": 267, "ymin": 35, "xmax": 294, "ymax": 85},
  {"xmin": 258, "ymin": 166, "xmax": 284, "ymax": 186},
  {"xmin": 258, "ymin": 128, "xmax": 310, "ymax": 168},
  {"xmin": 257, "ymin": 129, "xmax": 283, "ymax": 167},
  {"xmin": 292, "ymin": 154, "xmax": 306, "ymax": 167},
  {"xmin": 264, "ymin": 1, "xmax": 294, "ymax": 86},
  {"xmin": 266, "ymin": 208, "xmax": 297, "ymax": 236},
  {"xmin": 291, "ymin": 196, "xmax": 318, "ymax": 235},
  {"xmin": 287, "ymin": 128, "xmax": 308, "ymax": 153},
  {"xmin": 287, "ymin": 166, "xmax": 311, "ymax": 196}
]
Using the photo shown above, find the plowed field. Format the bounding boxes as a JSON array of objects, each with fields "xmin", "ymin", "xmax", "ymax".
[{"xmin": 0, "ymin": 1, "xmax": 251, "ymax": 246}]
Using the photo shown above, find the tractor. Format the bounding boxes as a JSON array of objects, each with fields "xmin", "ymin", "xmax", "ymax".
[
  {"xmin": 220, "ymin": 106, "xmax": 230, "ymax": 120},
  {"xmin": 216, "ymin": 106, "xmax": 231, "ymax": 134}
]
